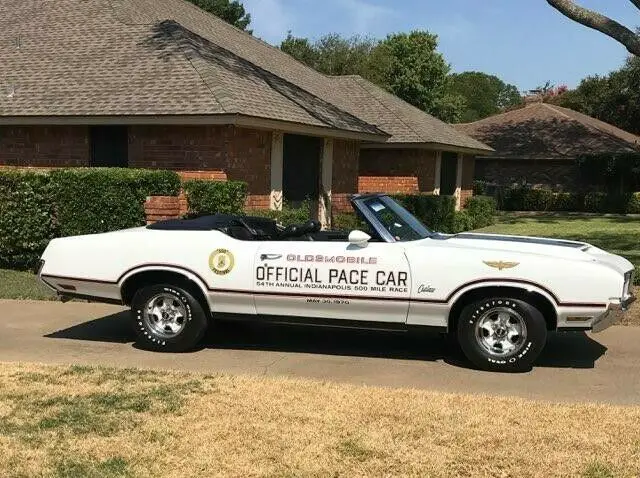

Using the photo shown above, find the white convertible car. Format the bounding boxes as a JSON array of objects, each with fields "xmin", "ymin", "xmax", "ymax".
[{"xmin": 39, "ymin": 194, "xmax": 635, "ymax": 372}]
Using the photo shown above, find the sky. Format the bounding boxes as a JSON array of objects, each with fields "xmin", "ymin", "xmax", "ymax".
[{"xmin": 241, "ymin": 0, "xmax": 639, "ymax": 92}]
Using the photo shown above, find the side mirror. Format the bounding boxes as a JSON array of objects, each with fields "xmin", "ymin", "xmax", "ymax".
[{"xmin": 348, "ymin": 230, "xmax": 371, "ymax": 248}]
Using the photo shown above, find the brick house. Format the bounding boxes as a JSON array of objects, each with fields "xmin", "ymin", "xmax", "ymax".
[
  {"xmin": 455, "ymin": 102, "xmax": 640, "ymax": 191},
  {"xmin": 0, "ymin": 0, "xmax": 490, "ymax": 226}
]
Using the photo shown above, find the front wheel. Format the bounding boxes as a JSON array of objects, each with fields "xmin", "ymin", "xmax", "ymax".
[
  {"xmin": 457, "ymin": 297, "xmax": 547, "ymax": 373},
  {"xmin": 131, "ymin": 284, "xmax": 208, "ymax": 352}
]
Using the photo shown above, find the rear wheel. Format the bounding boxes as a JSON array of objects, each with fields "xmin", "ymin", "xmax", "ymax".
[
  {"xmin": 131, "ymin": 284, "xmax": 208, "ymax": 352},
  {"xmin": 457, "ymin": 297, "xmax": 547, "ymax": 373}
]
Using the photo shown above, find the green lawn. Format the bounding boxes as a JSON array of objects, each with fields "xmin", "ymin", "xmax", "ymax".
[
  {"xmin": 0, "ymin": 269, "xmax": 55, "ymax": 301},
  {"xmin": 478, "ymin": 213, "xmax": 640, "ymax": 282}
]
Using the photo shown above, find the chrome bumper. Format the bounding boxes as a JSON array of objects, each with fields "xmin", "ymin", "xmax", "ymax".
[{"xmin": 592, "ymin": 294, "xmax": 637, "ymax": 333}]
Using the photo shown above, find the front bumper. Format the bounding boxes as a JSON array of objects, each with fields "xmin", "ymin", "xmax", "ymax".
[{"xmin": 592, "ymin": 294, "xmax": 637, "ymax": 333}]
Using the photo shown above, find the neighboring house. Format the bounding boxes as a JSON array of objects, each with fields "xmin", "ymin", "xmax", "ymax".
[
  {"xmin": 455, "ymin": 102, "xmax": 640, "ymax": 191},
  {"xmin": 0, "ymin": 0, "xmax": 490, "ymax": 225}
]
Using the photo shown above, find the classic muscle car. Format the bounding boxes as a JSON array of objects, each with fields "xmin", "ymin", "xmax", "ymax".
[{"xmin": 38, "ymin": 194, "xmax": 635, "ymax": 372}]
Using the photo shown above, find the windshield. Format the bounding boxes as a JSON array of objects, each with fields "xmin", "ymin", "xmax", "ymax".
[{"xmin": 357, "ymin": 195, "xmax": 432, "ymax": 242}]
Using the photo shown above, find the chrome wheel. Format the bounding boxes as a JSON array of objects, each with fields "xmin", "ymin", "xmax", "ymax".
[
  {"xmin": 143, "ymin": 293, "xmax": 188, "ymax": 339},
  {"xmin": 475, "ymin": 306, "xmax": 527, "ymax": 357}
]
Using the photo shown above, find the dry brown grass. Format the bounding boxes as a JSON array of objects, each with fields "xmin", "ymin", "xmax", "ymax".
[
  {"xmin": 620, "ymin": 296, "xmax": 640, "ymax": 326},
  {"xmin": 0, "ymin": 363, "xmax": 639, "ymax": 478}
]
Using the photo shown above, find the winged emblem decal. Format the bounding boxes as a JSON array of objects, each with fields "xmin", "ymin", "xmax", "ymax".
[{"xmin": 483, "ymin": 260, "xmax": 519, "ymax": 271}]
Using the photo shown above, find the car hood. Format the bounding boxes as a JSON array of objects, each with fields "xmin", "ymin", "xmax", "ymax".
[{"xmin": 429, "ymin": 232, "xmax": 633, "ymax": 274}]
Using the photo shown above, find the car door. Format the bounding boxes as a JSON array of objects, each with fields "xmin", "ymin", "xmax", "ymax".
[{"xmin": 254, "ymin": 240, "xmax": 411, "ymax": 323}]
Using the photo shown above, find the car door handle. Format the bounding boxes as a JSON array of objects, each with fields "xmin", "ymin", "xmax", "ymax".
[{"xmin": 260, "ymin": 254, "xmax": 282, "ymax": 261}]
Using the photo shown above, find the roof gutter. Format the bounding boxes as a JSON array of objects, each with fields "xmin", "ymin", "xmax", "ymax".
[
  {"xmin": 360, "ymin": 141, "xmax": 494, "ymax": 155},
  {"xmin": 0, "ymin": 113, "xmax": 390, "ymax": 143}
]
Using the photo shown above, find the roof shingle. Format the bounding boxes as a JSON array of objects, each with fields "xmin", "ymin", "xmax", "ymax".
[
  {"xmin": 0, "ymin": 0, "xmax": 490, "ymax": 151},
  {"xmin": 454, "ymin": 102, "xmax": 640, "ymax": 159}
]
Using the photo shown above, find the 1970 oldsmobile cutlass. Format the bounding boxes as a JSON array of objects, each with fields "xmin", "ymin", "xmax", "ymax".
[{"xmin": 38, "ymin": 194, "xmax": 635, "ymax": 372}]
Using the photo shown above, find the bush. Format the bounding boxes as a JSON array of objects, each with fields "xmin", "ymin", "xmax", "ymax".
[
  {"xmin": 473, "ymin": 180, "xmax": 488, "ymax": 196},
  {"xmin": 452, "ymin": 211, "xmax": 474, "ymax": 233},
  {"xmin": 465, "ymin": 196, "xmax": 497, "ymax": 229},
  {"xmin": 0, "ymin": 170, "xmax": 56, "ymax": 270},
  {"xmin": 551, "ymin": 192, "xmax": 582, "ymax": 212},
  {"xmin": 184, "ymin": 180, "xmax": 248, "ymax": 217},
  {"xmin": 393, "ymin": 194, "xmax": 457, "ymax": 233},
  {"xmin": 626, "ymin": 193, "xmax": 640, "ymax": 214},
  {"xmin": 50, "ymin": 168, "xmax": 181, "ymax": 237},
  {"xmin": 246, "ymin": 201, "xmax": 313, "ymax": 227},
  {"xmin": 502, "ymin": 186, "xmax": 555, "ymax": 211},
  {"xmin": 332, "ymin": 212, "xmax": 365, "ymax": 231}
]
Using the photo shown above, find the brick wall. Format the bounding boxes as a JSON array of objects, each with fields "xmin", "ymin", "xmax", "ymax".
[
  {"xmin": 0, "ymin": 126, "xmax": 89, "ymax": 166},
  {"xmin": 460, "ymin": 155, "xmax": 475, "ymax": 207},
  {"xmin": 144, "ymin": 196, "xmax": 181, "ymax": 224},
  {"xmin": 0, "ymin": 125, "xmax": 273, "ymax": 209},
  {"xmin": 332, "ymin": 139, "xmax": 360, "ymax": 213},
  {"xmin": 129, "ymin": 125, "xmax": 272, "ymax": 209},
  {"xmin": 475, "ymin": 158, "xmax": 577, "ymax": 191},
  {"xmin": 359, "ymin": 148, "xmax": 437, "ymax": 194}
]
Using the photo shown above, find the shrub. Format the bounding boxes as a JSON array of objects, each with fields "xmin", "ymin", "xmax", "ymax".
[
  {"xmin": 184, "ymin": 180, "xmax": 248, "ymax": 217},
  {"xmin": 473, "ymin": 180, "xmax": 488, "ymax": 196},
  {"xmin": 451, "ymin": 211, "xmax": 474, "ymax": 233},
  {"xmin": 551, "ymin": 192, "xmax": 582, "ymax": 212},
  {"xmin": 393, "ymin": 194, "xmax": 457, "ymax": 233},
  {"xmin": 50, "ymin": 168, "xmax": 181, "ymax": 237},
  {"xmin": 332, "ymin": 212, "xmax": 364, "ymax": 231},
  {"xmin": 626, "ymin": 193, "xmax": 640, "ymax": 214},
  {"xmin": 465, "ymin": 196, "xmax": 497, "ymax": 229},
  {"xmin": 246, "ymin": 201, "xmax": 314, "ymax": 227},
  {"xmin": 0, "ymin": 170, "xmax": 56, "ymax": 270},
  {"xmin": 502, "ymin": 186, "xmax": 555, "ymax": 211}
]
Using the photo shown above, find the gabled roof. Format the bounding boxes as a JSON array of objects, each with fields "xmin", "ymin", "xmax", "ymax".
[
  {"xmin": 454, "ymin": 102, "xmax": 640, "ymax": 159},
  {"xmin": 0, "ymin": 0, "xmax": 490, "ymax": 151}
]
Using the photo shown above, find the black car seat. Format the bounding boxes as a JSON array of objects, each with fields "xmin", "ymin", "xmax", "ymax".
[{"xmin": 299, "ymin": 220, "xmax": 322, "ymax": 235}]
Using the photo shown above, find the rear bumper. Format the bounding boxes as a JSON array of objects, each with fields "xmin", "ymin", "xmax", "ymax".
[{"xmin": 592, "ymin": 294, "xmax": 637, "ymax": 333}]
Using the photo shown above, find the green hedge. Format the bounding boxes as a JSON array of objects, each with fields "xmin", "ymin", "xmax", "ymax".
[
  {"xmin": 499, "ymin": 186, "xmax": 640, "ymax": 213},
  {"xmin": 393, "ymin": 195, "xmax": 457, "ymax": 233},
  {"xmin": 393, "ymin": 194, "xmax": 495, "ymax": 234},
  {"xmin": 246, "ymin": 201, "xmax": 313, "ymax": 227},
  {"xmin": 0, "ymin": 171, "xmax": 56, "ymax": 269},
  {"xmin": 0, "ymin": 168, "xmax": 181, "ymax": 269},
  {"xmin": 465, "ymin": 196, "xmax": 497, "ymax": 229},
  {"xmin": 50, "ymin": 168, "xmax": 181, "ymax": 237},
  {"xmin": 184, "ymin": 180, "xmax": 248, "ymax": 217}
]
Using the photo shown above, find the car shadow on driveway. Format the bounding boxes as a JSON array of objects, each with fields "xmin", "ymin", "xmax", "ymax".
[{"xmin": 44, "ymin": 312, "xmax": 607, "ymax": 370}]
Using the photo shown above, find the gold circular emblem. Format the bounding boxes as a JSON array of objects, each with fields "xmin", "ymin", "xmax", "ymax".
[{"xmin": 209, "ymin": 249, "xmax": 235, "ymax": 275}]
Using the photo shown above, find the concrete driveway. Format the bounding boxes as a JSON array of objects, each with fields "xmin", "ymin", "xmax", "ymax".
[{"xmin": 2, "ymin": 300, "xmax": 640, "ymax": 405}]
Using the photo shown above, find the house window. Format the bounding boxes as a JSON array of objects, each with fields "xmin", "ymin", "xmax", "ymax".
[
  {"xmin": 440, "ymin": 152, "xmax": 458, "ymax": 196},
  {"xmin": 90, "ymin": 126, "xmax": 129, "ymax": 167}
]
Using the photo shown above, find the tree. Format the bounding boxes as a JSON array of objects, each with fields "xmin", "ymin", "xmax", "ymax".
[
  {"xmin": 187, "ymin": 0, "xmax": 251, "ymax": 31},
  {"xmin": 376, "ymin": 31, "xmax": 464, "ymax": 122},
  {"xmin": 280, "ymin": 33, "xmax": 385, "ymax": 82},
  {"xmin": 448, "ymin": 72, "xmax": 522, "ymax": 122},
  {"xmin": 546, "ymin": 0, "xmax": 640, "ymax": 56},
  {"xmin": 552, "ymin": 57, "xmax": 640, "ymax": 134},
  {"xmin": 280, "ymin": 31, "xmax": 464, "ymax": 122}
]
